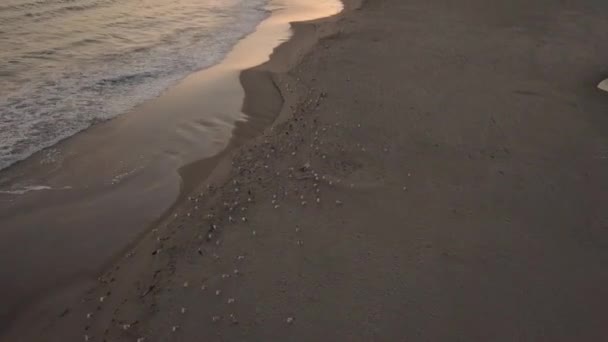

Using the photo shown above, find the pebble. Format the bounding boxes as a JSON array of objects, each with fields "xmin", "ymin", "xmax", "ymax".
[
  {"xmin": 172, "ymin": 326, "xmax": 179, "ymax": 332},
  {"xmin": 286, "ymin": 317, "xmax": 295, "ymax": 324},
  {"xmin": 181, "ymin": 307, "xmax": 187, "ymax": 314},
  {"xmin": 227, "ymin": 298, "xmax": 235, "ymax": 304}
]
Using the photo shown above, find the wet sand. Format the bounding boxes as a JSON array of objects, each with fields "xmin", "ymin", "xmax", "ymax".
[
  {"xmin": 0, "ymin": 0, "xmax": 341, "ymax": 338},
  {"xmin": 5, "ymin": 0, "xmax": 608, "ymax": 340}
]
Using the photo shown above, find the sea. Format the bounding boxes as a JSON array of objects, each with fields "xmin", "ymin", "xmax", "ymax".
[{"xmin": 0, "ymin": 0, "xmax": 269, "ymax": 170}]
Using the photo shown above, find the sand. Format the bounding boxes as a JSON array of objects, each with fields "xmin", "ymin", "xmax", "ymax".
[
  {"xmin": 4, "ymin": 0, "xmax": 608, "ymax": 340},
  {"xmin": 0, "ymin": 0, "xmax": 340, "ymax": 335}
]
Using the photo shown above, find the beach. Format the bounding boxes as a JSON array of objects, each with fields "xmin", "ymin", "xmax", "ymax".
[{"xmin": 4, "ymin": 0, "xmax": 608, "ymax": 340}]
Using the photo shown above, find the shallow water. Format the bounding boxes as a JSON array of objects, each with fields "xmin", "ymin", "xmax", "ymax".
[{"xmin": 0, "ymin": 0, "xmax": 269, "ymax": 170}]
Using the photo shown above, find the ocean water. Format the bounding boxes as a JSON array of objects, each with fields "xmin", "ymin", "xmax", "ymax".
[{"xmin": 0, "ymin": 0, "xmax": 269, "ymax": 170}]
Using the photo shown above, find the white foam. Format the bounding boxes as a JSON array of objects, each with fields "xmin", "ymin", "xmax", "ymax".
[
  {"xmin": 0, "ymin": 185, "xmax": 73, "ymax": 195},
  {"xmin": 0, "ymin": 0, "xmax": 270, "ymax": 170}
]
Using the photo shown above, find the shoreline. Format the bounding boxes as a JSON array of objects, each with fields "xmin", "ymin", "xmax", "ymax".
[
  {"xmin": 0, "ymin": 0, "xmax": 348, "ymax": 339},
  {"xmin": 5, "ymin": 0, "xmax": 608, "ymax": 339}
]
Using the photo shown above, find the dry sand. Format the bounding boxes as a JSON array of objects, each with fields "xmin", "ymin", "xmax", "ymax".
[{"xmin": 5, "ymin": 0, "xmax": 608, "ymax": 340}]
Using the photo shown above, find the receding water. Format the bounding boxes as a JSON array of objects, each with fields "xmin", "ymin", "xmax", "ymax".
[{"xmin": 0, "ymin": 0, "xmax": 269, "ymax": 170}]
